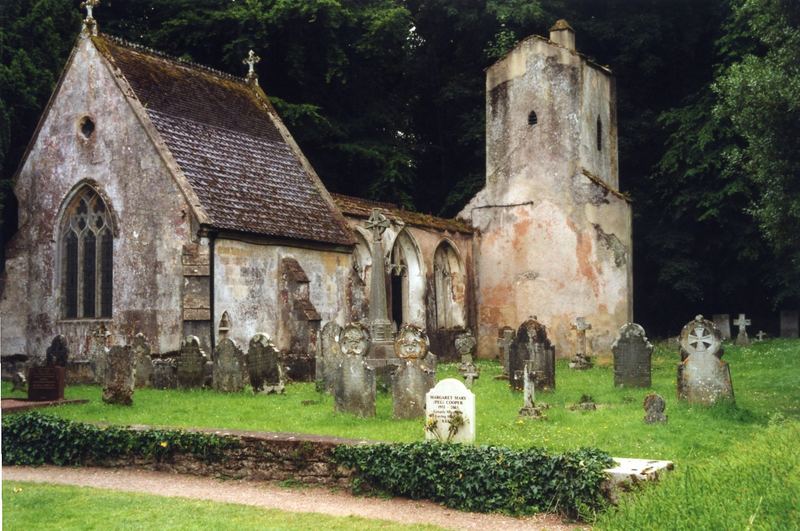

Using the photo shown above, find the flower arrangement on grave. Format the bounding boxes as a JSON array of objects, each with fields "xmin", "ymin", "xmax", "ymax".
[{"xmin": 424, "ymin": 410, "xmax": 466, "ymax": 443}]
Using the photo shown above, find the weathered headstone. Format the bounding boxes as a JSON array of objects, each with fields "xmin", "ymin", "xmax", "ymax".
[
  {"xmin": 151, "ymin": 358, "xmax": 177, "ymax": 389},
  {"xmin": 90, "ymin": 324, "xmax": 110, "ymax": 384},
  {"xmin": 248, "ymin": 333, "xmax": 284, "ymax": 394},
  {"xmin": 569, "ymin": 317, "xmax": 593, "ymax": 370},
  {"xmin": 392, "ymin": 324, "xmax": 435, "ymax": 419},
  {"xmin": 612, "ymin": 323, "xmax": 653, "ymax": 387},
  {"xmin": 212, "ymin": 337, "xmax": 245, "ymax": 393},
  {"xmin": 518, "ymin": 361, "xmax": 546, "ymax": 418},
  {"xmin": 677, "ymin": 315, "xmax": 734, "ymax": 405},
  {"xmin": 509, "ymin": 317, "xmax": 555, "ymax": 392},
  {"xmin": 755, "ymin": 330, "xmax": 767, "ymax": 342},
  {"xmin": 424, "ymin": 378, "xmax": 475, "ymax": 443},
  {"xmin": 177, "ymin": 336, "xmax": 208, "ymax": 389},
  {"xmin": 318, "ymin": 321, "xmax": 342, "ymax": 393},
  {"xmin": 643, "ymin": 393, "xmax": 667, "ymax": 424},
  {"xmin": 27, "ymin": 366, "xmax": 65, "ymax": 401},
  {"xmin": 45, "ymin": 335, "xmax": 69, "ymax": 367},
  {"xmin": 11, "ymin": 371, "xmax": 27, "ymax": 392},
  {"xmin": 334, "ymin": 323, "xmax": 376, "ymax": 417},
  {"xmin": 712, "ymin": 314, "xmax": 731, "ymax": 340},
  {"xmin": 132, "ymin": 333, "xmax": 153, "ymax": 388},
  {"xmin": 496, "ymin": 326, "xmax": 514, "ymax": 379},
  {"xmin": 102, "ymin": 345, "xmax": 135, "ymax": 405},
  {"xmin": 780, "ymin": 310, "xmax": 799, "ymax": 338},
  {"xmin": 733, "ymin": 313, "xmax": 751, "ymax": 346},
  {"xmin": 455, "ymin": 330, "xmax": 479, "ymax": 387}
]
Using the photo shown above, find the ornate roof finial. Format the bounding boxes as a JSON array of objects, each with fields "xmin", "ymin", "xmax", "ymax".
[
  {"xmin": 81, "ymin": 0, "xmax": 100, "ymax": 36},
  {"xmin": 243, "ymin": 49, "xmax": 261, "ymax": 85}
]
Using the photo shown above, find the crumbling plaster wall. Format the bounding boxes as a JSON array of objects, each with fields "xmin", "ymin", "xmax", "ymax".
[
  {"xmin": 213, "ymin": 239, "xmax": 351, "ymax": 353},
  {"xmin": 0, "ymin": 36, "xmax": 191, "ymax": 359},
  {"xmin": 461, "ymin": 36, "xmax": 632, "ymax": 358}
]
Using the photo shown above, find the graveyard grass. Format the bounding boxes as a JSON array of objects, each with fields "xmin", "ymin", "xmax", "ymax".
[
  {"xmin": 3, "ymin": 339, "xmax": 799, "ymax": 526},
  {"xmin": 2, "ymin": 481, "xmax": 441, "ymax": 531}
]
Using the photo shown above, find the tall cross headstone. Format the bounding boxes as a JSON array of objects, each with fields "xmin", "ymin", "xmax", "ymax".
[
  {"xmin": 733, "ymin": 313, "xmax": 751, "ymax": 346},
  {"xmin": 243, "ymin": 49, "xmax": 261, "ymax": 84},
  {"xmin": 755, "ymin": 330, "xmax": 767, "ymax": 342},
  {"xmin": 569, "ymin": 317, "xmax": 593, "ymax": 370},
  {"xmin": 677, "ymin": 315, "xmax": 734, "ymax": 405},
  {"xmin": 496, "ymin": 326, "xmax": 514, "ymax": 379},
  {"xmin": 366, "ymin": 210, "xmax": 393, "ymax": 344},
  {"xmin": 456, "ymin": 330, "xmax": 479, "ymax": 387}
]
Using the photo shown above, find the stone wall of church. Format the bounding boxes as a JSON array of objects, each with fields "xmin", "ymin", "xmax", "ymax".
[
  {"xmin": 0, "ymin": 36, "xmax": 192, "ymax": 360},
  {"xmin": 460, "ymin": 33, "xmax": 632, "ymax": 359},
  {"xmin": 212, "ymin": 238, "xmax": 352, "ymax": 357}
]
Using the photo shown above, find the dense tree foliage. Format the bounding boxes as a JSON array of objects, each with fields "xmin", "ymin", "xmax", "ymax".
[{"xmin": 1, "ymin": 0, "xmax": 797, "ymax": 334}]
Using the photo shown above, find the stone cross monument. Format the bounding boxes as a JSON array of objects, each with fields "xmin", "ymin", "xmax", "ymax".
[
  {"xmin": 365, "ymin": 209, "xmax": 394, "ymax": 350},
  {"xmin": 243, "ymin": 50, "xmax": 261, "ymax": 84},
  {"xmin": 569, "ymin": 317, "xmax": 593, "ymax": 370},
  {"xmin": 733, "ymin": 313, "xmax": 751, "ymax": 346}
]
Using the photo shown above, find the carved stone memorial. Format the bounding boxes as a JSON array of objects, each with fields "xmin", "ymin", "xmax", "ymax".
[
  {"xmin": 509, "ymin": 317, "xmax": 555, "ymax": 392},
  {"xmin": 496, "ymin": 326, "xmax": 515, "ymax": 379},
  {"xmin": 102, "ymin": 345, "xmax": 135, "ymax": 406},
  {"xmin": 518, "ymin": 361, "xmax": 546, "ymax": 418},
  {"xmin": 733, "ymin": 313, "xmax": 751, "ymax": 346},
  {"xmin": 392, "ymin": 325, "xmax": 435, "ymax": 419},
  {"xmin": 334, "ymin": 323, "xmax": 376, "ymax": 417},
  {"xmin": 132, "ymin": 333, "xmax": 153, "ymax": 388},
  {"xmin": 177, "ymin": 336, "xmax": 208, "ymax": 389},
  {"xmin": 248, "ymin": 333, "xmax": 284, "ymax": 394},
  {"xmin": 677, "ymin": 315, "xmax": 734, "ymax": 405},
  {"xmin": 612, "ymin": 323, "xmax": 653, "ymax": 387},
  {"xmin": 46, "ymin": 335, "xmax": 69, "ymax": 367},
  {"xmin": 29, "ymin": 336, "xmax": 68, "ymax": 401},
  {"xmin": 712, "ymin": 314, "xmax": 731, "ymax": 340},
  {"xmin": 568, "ymin": 317, "xmax": 593, "ymax": 370},
  {"xmin": 213, "ymin": 337, "xmax": 245, "ymax": 393},
  {"xmin": 424, "ymin": 378, "xmax": 475, "ymax": 443},
  {"xmin": 150, "ymin": 358, "xmax": 176, "ymax": 389},
  {"xmin": 89, "ymin": 325, "xmax": 110, "ymax": 384},
  {"xmin": 318, "ymin": 321, "xmax": 343, "ymax": 393},
  {"xmin": 455, "ymin": 330, "xmax": 479, "ymax": 387},
  {"xmin": 643, "ymin": 393, "xmax": 667, "ymax": 424}
]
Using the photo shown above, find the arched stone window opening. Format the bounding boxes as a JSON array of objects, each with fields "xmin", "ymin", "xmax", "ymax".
[
  {"xmin": 388, "ymin": 230, "xmax": 425, "ymax": 328},
  {"xmin": 528, "ymin": 110, "xmax": 538, "ymax": 126},
  {"xmin": 433, "ymin": 242, "xmax": 466, "ymax": 329},
  {"xmin": 61, "ymin": 186, "xmax": 113, "ymax": 319}
]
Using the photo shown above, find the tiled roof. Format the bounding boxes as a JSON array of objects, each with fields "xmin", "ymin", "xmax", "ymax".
[
  {"xmin": 94, "ymin": 35, "xmax": 353, "ymax": 246},
  {"xmin": 332, "ymin": 194, "xmax": 474, "ymax": 234}
]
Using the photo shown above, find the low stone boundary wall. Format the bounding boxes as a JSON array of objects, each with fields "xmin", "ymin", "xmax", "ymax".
[{"xmin": 88, "ymin": 426, "xmax": 375, "ymax": 487}]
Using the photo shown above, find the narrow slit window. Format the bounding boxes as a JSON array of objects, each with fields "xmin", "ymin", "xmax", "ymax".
[
  {"xmin": 528, "ymin": 111, "xmax": 538, "ymax": 126},
  {"xmin": 596, "ymin": 116, "xmax": 602, "ymax": 151},
  {"xmin": 61, "ymin": 187, "xmax": 113, "ymax": 319}
]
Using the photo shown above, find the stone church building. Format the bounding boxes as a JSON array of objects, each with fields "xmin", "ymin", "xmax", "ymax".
[{"xmin": 1, "ymin": 16, "xmax": 631, "ymax": 369}]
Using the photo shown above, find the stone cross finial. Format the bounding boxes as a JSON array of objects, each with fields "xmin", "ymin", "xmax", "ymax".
[
  {"xmin": 81, "ymin": 0, "xmax": 100, "ymax": 35},
  {"xmin": 366, "ymin": 209, "xmax": 390, "ymax": 242},
  {"xmin": 243, "ymin": 50, "xmax": 261, "ymax": 83}
]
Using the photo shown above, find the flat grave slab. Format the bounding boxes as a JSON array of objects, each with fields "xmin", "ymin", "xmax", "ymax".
[{"xmin": 605, "ymin": 457, "xmax": 674, "ymax": 487}]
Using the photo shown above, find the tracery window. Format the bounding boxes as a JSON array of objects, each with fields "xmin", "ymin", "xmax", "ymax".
[{"xmin": 61, "ymin": 187, "xmax": 113, "ymax": 319}]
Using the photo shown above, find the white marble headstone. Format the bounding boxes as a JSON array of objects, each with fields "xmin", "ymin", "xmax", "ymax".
[{"xmin": 424, "ymin": 378, "xmax": 475, "ymax": 443}]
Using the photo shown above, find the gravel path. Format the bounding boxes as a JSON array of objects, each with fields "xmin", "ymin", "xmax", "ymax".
[{"xmin": 5, "ymin": 466, "xmax": 579, "ymax": 530}]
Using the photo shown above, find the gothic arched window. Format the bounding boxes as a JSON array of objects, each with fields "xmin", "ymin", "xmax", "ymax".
[
  {"xmin": 433, "ymin": 241, "xmax": 466, "ymax": 329},
  {"xmin": 61, "ymin": 187, "xmax": 113, "ymax": 319}
]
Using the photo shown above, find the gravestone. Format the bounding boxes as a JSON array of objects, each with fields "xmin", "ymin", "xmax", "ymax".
[
  {"xmin": 569, "ymin": 317, "xmax": 593, "ymax": 370},
  {"xmin": 455, "ymin": 330, "xmax": 479, "ymax": 387},
  {"xmin": 177, "ymin": 336, "xmax": 208, "ymax": 389},
  {"xmin": 102, "ymin": 345, "xmax": 135, "ymax": 405},
  {"xmin": 643, "ymin": 393, "xmax": 667, "ymax": 424},
  {"xmin": 11, "ymin": 371, "xmax": 27, "ymax": 392},
  {"xmin": 612, "ymin": 323, "xmax": 653, "ymax": 387},
  {"xmin": 424, "ymin": 378, "xmax": 475, "ymax": 443},
  {"xmin": 392, "ymin": 325, "xmax": 435, "ymax": 419},
  {"xmin": 318, "ymin": 321, "xmax": 342, "ymax": 393},
  {"xmin": 89, "ymin": 324, "xmax": 110, "ymax": 384},
  {"xmin": 509, "ymin": 317, "xmax": 555, "ymax": 392},
  {"xmin": 756, "ymin": 331, "xmax": 767, "ymax": 342},
  {"xmin": 518, "ymin": 361, "xmax": 546, "ymax": 418},
  {"xmin": 27, "ymin": 367, "xmax": 65, "ymax": 401},
  {"xmin": 151, "ymin": 358, "xmax": 177, "ymax": 389},
  {"xmin": 132, "ymin": 334, "xmax": 153, "ymax": 388},
  {"xmin": 212, "ymin": 338, "xmax": 245, "ymax": 392},
  {"xmin": 780, "ymin": 310, "xmax": 799, "ymax": 338},
  {"xmin": 677, "ymin": 315, "xmax": 734, "ymax": 405},
  {"xmin": 733, "ymin": 313, "xmax": 751, "ymax": 346},
  {"xmin": 45, "ymin": 335, "xmax": 69, "ymax": 367},
  {"xmin": 248, "ymin": 333, "xmax": 284, "ymax": 394},
  {"xmin": 712, "ymin": 314, "xmax": 731, "ymax": 340},
  {"xmin": 334, "ymin": 323, "xmax": 376, "ymax": 417},
  {"xmin": 496, "ymin": 326, "xmax": 514, "ymax": 379}
]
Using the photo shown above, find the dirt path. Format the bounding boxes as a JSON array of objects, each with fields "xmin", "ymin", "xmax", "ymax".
[{"xmin": 4, "ymin": 466, "xmax": 579, "ymax": 530}]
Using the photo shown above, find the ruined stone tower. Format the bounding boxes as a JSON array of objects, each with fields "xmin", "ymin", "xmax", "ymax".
[{"xmin": 461, "ymin": 20, "xmax": 633, "ymax": 357}]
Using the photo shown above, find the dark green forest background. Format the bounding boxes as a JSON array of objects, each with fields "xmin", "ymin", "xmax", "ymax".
[{"xmin": 1, "ymin": 0, "xmax": 798, "ymax": 336}]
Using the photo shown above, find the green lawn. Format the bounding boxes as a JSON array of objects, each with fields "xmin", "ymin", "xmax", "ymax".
[
  {"xmin": 5, "ymin": 339, "xmax": 798, "ymax": 463},
  {"xmin": 2, "ymin": 481, "xmax": 440, "ymax": 531}
]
